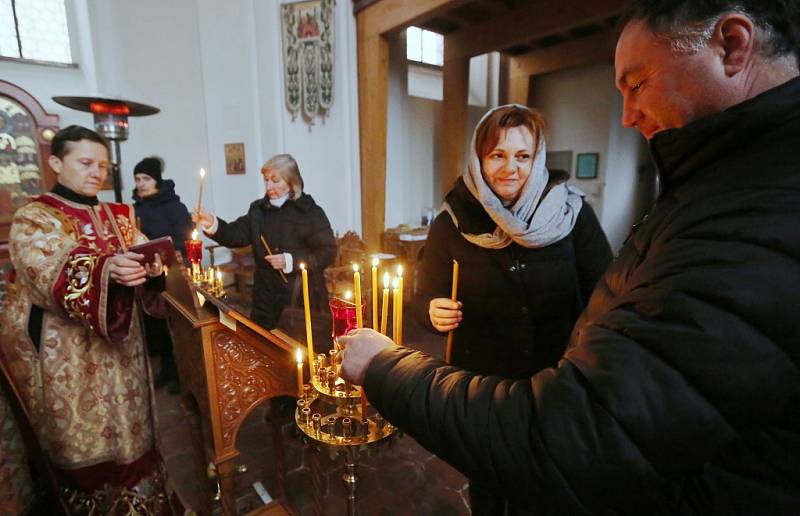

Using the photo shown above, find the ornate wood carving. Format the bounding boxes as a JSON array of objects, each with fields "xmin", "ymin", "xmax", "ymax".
[{"xmin": 211, "ymin": 329, "xmax": 293, "ymax": 451}]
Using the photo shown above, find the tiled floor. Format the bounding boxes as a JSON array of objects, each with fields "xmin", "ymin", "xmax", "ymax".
[{"xmin": 154, "ymin": 304, "xmax": 470, "ymax": 515}]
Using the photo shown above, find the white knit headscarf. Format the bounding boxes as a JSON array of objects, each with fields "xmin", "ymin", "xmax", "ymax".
[{"xmin": 444, "ymin": 104, "xmax": 584, "ymax": 249}]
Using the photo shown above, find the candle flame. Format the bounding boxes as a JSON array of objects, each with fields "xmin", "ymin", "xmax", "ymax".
[
  {"xmin": 392, "ymin": 277, "xmax": 399, "ymax": 289},
  {"xmin": 344, "ymin": 290, "xmax": 353, "ymax": 300},
  {"xmin": 295, "ymin": 348, "xmax": 303, "ymax": 364},
  {"xmin": 299, "ymin": 262, "xmax": 306, "ymax": 271},
  {"xmin": 216, "ymin": 270, "xmax": 222, "ymax": 280},
  {"xmin": 383, "ymin": 271, "xmax": 390, "ymax": 288},
  {"xmin": 396, "ymin": 264, "xmax": 404, "ymax": 277},
  {"xmin": 372, "ymin": 257, "xmax": 379, "ymax": 267},
  {"xmin": 352, "ymin": 263, "xmax": 359, "ymax": 272},
  {"xmin": 191, "ymin": 229, "xmax": 198, "ymax": 240},
  {"xmin": 200, "ymin": 168, "xmax": 206, "ymax": 178}
]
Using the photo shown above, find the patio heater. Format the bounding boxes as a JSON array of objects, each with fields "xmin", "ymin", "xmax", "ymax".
[{"xmin": 52, "ymin": 96, "xmax": 160, "ymax": 202}]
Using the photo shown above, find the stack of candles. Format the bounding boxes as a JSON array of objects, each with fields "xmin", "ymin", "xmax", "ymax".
[
  {"xmin": 365, "ymin": 258, "xmax": 403, "ymax": 344},
  {"xmin": 295, "ymin": 260, "xmax": 406, "ymax": 407}
]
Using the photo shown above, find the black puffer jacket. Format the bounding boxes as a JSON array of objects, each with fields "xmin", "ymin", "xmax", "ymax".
[
  {"xmin": 415, "ymin": 176, "xmax": 612, "ymax": 377},
  {"xmin": 363, "ymin": 77, "xmax": 800, "ymax": 514},
  {"xmin": 211, "ymin": 193, "xmax": 336, "ymax": 329},
  {"xmin": 132, "ymin": 179, "xmax": 193, "ymax": 257}
]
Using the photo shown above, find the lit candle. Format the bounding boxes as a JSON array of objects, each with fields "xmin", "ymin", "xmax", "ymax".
[
  {"xmin": 391, "ymin": 277, "xmax": 399, "ymax": 342},
  {"xmin": 371, "ymin": 257, "xmax": 379, "ymax": 330},
  {"xmin": 295, "ymin": 348, "xmax": 304, "ymax": 398},
  {"xmin": 186, "ymin": 229, "xmax": 202, "ymax": 269},
  {"xmin": 445, "ymin": 259, "xmax": 460, "ymax": 364},
  {"xmin": 353, "ymin": 264, "xmax": 363, "ymax": 329},
  {"xmin": 299, "ymin": 263, "xmax": 315, "ymax": 378},
  {"xmin": 380, "ymin": 272, "xmax": 390, "ymax": 335},
  {"xmin": 396, "ymin": 264, "xmax": 404, "ymax": 345},
  {"xmin": 216, "ymin": 269, "xmax": 223, "ymax": 290}
]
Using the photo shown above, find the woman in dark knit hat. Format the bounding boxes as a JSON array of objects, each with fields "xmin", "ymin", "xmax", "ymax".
[{"xmin": 132, "ymin": 156, "xmax": 193, "ymax": 394}]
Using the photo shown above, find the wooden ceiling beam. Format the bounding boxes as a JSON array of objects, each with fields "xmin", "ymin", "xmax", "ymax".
[
  {"xmin": 359, "ymin": 0, "xmax": 472, "ymax": 37},
  {"xmin": 444, "ymin": 0, "xmax": 629, "ymax": 60},
  {"xmin": 508, "ymin": 30, "xmax": 615, "ymax": 79}
]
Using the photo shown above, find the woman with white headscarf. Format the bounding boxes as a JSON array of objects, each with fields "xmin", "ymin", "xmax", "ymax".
[{"xmin": 415, "ymin": 104, "xmax": 612, "ymax": 514}]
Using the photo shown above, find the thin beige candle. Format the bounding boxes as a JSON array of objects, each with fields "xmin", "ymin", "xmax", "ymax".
[
  {"xmin": 380, "ymin": 272, "xmax": 390, "ymax": 335},
  {"xmin": 295, "ymin": 349, "xmax": 304, "ymax": 398},
  {"xmin": 391, "ymin": 277, "xmax": 399, "ymax": 342},
  {"xmin": 300, "ymin": 263, "xmax": 315, "ymax": 378},
  {"xmin": 195, "ymin": 168, "xmax": 205, "ymax": 235},
  {"xmin": 353, "ymin": 264, "xmax": 363, "ymax": 328},
  {"xmin": 371, "ymin": 258, "xmax": 379, "ymax": 330},
  {"xmin": 396, "ymin": 264, "xmax": 404, "ymax": 345},
  {"xmin": 445, "ymin": 259, "xmax": 460, "ymax": 364}
]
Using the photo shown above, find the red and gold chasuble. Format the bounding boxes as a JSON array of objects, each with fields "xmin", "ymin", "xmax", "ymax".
[{"xmin": 0, "ymin": 192, "xmax": 183, "ymax": 514}]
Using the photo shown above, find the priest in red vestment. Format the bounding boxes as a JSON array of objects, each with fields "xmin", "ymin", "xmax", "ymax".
[{"xmin": 0, "ymin": 125, "xmax": 185, "ymax": 514}]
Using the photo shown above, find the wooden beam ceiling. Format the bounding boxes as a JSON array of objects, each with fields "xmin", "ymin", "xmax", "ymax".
[
  {"xmin": 508, "ymin": 30, "xmax": 616, "ymax": 79},
  {"xmin": 444, "ymin": 0, "xmax": 629, "ymax": 60},
  {"xmin": 360, "ymin": 0, "xmax": 472, "ymax": 36}
]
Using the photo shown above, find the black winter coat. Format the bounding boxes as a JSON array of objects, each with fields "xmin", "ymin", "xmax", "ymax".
[
  {"xmin": 363, "ymin": 77, "xmax": 800, "ymax": 514},
  {"xmin": 132, "ymin": 179, "xmax": 193, "ymax": 257},
  {"xmin": 416, "ymin": 176, "xmax": 612, "ymax": 378},
  {"xmin": 211, "ymin": 193, "xmax": 336, "ymax": 329}
]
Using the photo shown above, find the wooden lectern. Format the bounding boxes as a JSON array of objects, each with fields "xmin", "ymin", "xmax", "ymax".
[{"xmin": 162, "ymin": 260, "xmax": 297, "ymax": 515}]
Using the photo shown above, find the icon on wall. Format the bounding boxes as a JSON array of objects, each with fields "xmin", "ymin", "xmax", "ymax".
[
  {"xmin": 576, "ymin": 152, "xmax": 599, "ymax": 180},
  {"xmin": 224, "ymin": 143, "xmax": 246, "ymax": 175},
  {"xmin": 281, "ymin": 0, "xmax": 335, "ymax": 123}
]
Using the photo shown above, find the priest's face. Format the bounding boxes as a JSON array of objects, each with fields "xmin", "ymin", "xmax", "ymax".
[
  {"xmin": 480, "ymin": 125, "xmax": 534, "ymax": 204},
  {"xmin": 49, "ymin": 139, "xmax": 109, "ymax": 197},
  {"xmin": 263, "ymin": 168, "xmax": 291, "ymax": 199}
]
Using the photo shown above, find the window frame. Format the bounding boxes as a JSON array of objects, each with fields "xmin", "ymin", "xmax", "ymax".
[
  {"xmin": 405, "ymin": 25, "xmax": 443, "ymax": 68},
  {"xmin": 0, "ymin": 0, "xmax": 76, "ymax": 67}
]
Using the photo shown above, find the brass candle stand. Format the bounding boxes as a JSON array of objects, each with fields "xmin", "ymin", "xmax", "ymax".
[
  {"xmin": 189, "ymin": 263, "xmax": 226, "ymax": 297},
  {"xmin": 295, "ymin": 348, "xmax": 397, "ymax": 516}
]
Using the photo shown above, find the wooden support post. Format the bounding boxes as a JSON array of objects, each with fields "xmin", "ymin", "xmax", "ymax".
[
  {"xmin": 506, "ymin": 70, "xmax": 533, "ymax": 106},
  {"xmin": 356, "ymin": 17, "xmax": 389, "ymax": 249},
  {"xmin": 440, "ymin": 38, "xmax": 470, "ymax": 199}
]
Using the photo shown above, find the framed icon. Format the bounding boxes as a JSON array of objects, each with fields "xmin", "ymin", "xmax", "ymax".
[
  {"xmin": 576, "ymin": 152, "xmax": 599, "ymax": 179},
  {"xmin": 224, "ymin": 143, "xmax": 246, "ymax": 175}
]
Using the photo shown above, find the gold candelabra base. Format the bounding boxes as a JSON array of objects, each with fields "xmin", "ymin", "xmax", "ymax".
[{"xmin": 295, "ymin": 349, "xmax": 397, "ymax": 516}]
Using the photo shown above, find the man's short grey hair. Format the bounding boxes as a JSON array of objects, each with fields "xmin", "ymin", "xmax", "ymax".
[
  {"xmin": 262, "ymin": 154, "xmax": 304, "ymax": 199},
  {"xmin": 656, "ymin": 8, "xmax": 776, "ymax": 56},
  {"xmin": 622, "ymin": 1, "xmax": 799, "ymax": 61}
]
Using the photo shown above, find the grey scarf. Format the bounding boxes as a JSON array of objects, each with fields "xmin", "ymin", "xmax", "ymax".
[{"xmin": 445, "ymin": 104, "xmax": 583, "ymax": 249}]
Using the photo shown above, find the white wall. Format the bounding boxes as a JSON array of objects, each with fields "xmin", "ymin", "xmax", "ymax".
[
  {"xmin": 390, "ymin": 43, "xmax": 494, "ymax": 225},
  {"xmin": 0, "ymin": 0, "xmax": 361, "ymax": 260},
  {"xmin": 530, "ymin": 64, "xmax": 645, "ymax": 252}
]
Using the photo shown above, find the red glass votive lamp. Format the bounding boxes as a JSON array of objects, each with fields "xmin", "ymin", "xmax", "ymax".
[
  {"xmin": 329, "ymin": 296, "xmax": 365, "ymax": 340},
  {"xmin": 184, "ymin": 239, "xmax": 202, "ymax": 265}
]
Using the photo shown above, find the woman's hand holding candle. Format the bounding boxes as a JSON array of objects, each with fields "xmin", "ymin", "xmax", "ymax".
[
  {"xmin": 428, "ymin": 298, "xmax": 463, "ymax": 332},
  {"xmin": 191, "ymin": 208, "xmax": 215, "ymax": 232}
]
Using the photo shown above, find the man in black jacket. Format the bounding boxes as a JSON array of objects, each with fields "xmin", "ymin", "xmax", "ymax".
[{"xmin": 340, "ymin": 1, "xmax": 800, "ymax": 514}]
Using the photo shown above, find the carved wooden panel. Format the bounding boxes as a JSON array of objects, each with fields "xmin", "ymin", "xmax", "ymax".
[{"xmin": 211, "ymin": 329, "xmax": 294, "ymax": 451}]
